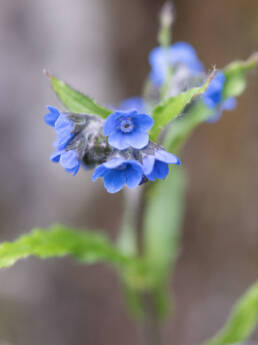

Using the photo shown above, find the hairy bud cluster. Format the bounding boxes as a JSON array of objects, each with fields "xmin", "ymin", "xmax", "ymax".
[{"xmin": 44, "ymin": 107, "xmax": 180, "ymax": 193}]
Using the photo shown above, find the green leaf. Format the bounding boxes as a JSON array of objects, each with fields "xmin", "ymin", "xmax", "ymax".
[
  {"xmin": 0, "ymin": 225, "xmax": 131, "ymax": 268},
  {"xmin": 149, "ymin": 71, "xmax": 215, "ymax": 141},
  {"xmin": 203, "ymin": 281, "xmax": 258, "ymax": 345},
  {"xmin": 163, "ymin": 102, "xmax": 213, "ymax": 154},
  {"xmin": 223, "ymin": 53, "xmax": 258, "ymax": 99},
  {"xmin": 142, "ymin": 167, "xmax": 186, "ymax": 316},
  {"xmin": 45, "ymin": 71, "xmax": 112, "ymax": 118}
]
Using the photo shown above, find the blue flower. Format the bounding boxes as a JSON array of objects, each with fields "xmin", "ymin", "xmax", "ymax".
[
  {"xmin": 103, "ymin": 111, "xmax": 153, "ymax": 150},
  {"xmin": 92, "ymin": 158, "xmax": 143, "ymax": 193},
  {"xmin": 44, "ymin": 106, "xmax": 61, "ymax": 127},
  {"xmin": 202, "ymin": 71, "xmax": 226, "ymax": 109},
  {"xmin": 50, "ymin": 150, "xmax": 80, "ymax": 176},
  {"xmin": 149, "ymin": 42, "xmax": 204, "ymax": 86},
  {"xmin": 44, "ymin": 106, "xmax": 91, "ymax": 176},
  {"xmin": 118, "ymin": 97, "xmax": 146, "ymax": 113},
  {"xmin": 202, "ymin": 71, "xmax": 237, "ymax": 122},
  {"xmin": 207, "ymin": 97, "xmax": 237, "ymax": 123},
  {"xmin": 44, "ymin": 106, "xmax": 76, "ymax": 151},
  {"xmin": 142, "ymin": 148, "xmax": 180, "ymax": 181}
]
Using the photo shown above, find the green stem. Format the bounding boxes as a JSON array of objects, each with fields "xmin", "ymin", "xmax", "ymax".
[
  {"xmin": 142, "ymin": 292, "xmax": 164, "ymax": 345},
  {"xmin": 117, "ymin": 188, "xmax": 142, "ymax": 256}
]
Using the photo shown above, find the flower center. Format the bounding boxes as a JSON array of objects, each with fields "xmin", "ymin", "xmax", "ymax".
[{"xmin": 120, "ymin": 118, "xmax": 134, "ymax": 133}]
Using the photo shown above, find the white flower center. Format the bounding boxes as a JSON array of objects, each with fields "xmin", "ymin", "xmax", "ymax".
[{"xmin": 120, "ymin": 118, "xmax": 134, "ymax": 133}]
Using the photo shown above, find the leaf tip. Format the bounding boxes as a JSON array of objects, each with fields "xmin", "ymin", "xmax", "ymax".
[{"xmin": 43, "ymin": 69, "xmax": 51, "ymax": 78}]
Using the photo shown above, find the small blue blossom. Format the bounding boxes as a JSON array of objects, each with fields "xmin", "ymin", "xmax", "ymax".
[
  {"xmin": 118, "ymin": 97, "xmax": 146, "ymax": 113},
  {"xmin": 149, "ymin": 42, "xmax": 204, "ymax": 86},
  {"xmin": 202, "ymin": 71, "xmax": 226, "ymax": 109},
  {"xmin": 103, "ymin": 111, "xmax": 154, "ymax": 150},
  {"xmin": 92, "ymin": 158, "xmax": 143, "ymax": 193},
  {"xmin": 202, "ymin": 71, "xmax": 237, "ymax": 122},
  {"xmin": 142, "ymin": 148, "xmax": 180, "ymax": 181},
  {"xmin": 50, "ymin": 150, "xmax": 80, "ymax": 176},
  {"xmin": 44, "ymin": 106, "xmax": 76, "ymax": 151}
]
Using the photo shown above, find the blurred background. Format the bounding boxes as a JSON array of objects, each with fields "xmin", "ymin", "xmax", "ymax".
[{"xmin": 0, "ymin": 0, "xmax": 257, "ymax": 344}]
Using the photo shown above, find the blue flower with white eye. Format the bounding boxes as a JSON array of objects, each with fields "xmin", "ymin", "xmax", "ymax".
[
  {"xmin": 92, "ymin": 158, "xmax": 143, "ymax": 193},
  {"xmin": 103, "ymin": 111, "xmax": 154, "ymax": 150},
  {"xmin": 50, "ymin": 150, "xmax": 80, "ymax": 176},
  {"xmin": 142, "ymin": 149, "xmax": 180, "ymax": 181},
  {"xmin": 149, "ymin": 42, "xmax": 204, "ymax": 86},
  {"xmin": 118, "ymin": 97, "xmax": 146, "ymax": 113}
]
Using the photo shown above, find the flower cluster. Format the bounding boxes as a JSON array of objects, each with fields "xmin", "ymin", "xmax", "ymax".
[
  {"xmin": 45, "ymin": 108, "xmax": 180, "ymax": 193},
  {"xmin": 149, "ymin": 42, "xmax": 204, "ymax": 87},
  {"xmin": 147, "ymin": 42, "xmax": 236, "ymax": 121}
]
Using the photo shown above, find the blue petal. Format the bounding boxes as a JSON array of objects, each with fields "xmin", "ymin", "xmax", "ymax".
[
  {"xmin": 55, "ymin": 114, "xmax": 74, "ymax": 133},
  {"xmin": 133, "ymin": 113, "xmax": 154, "ymax": 132},
  {"xmin": 108, "ymin": 131, "xmax": 130, "ymax": 150},
  {"xmin": 44, "ymin": 106, "xmax": 60, "ymax": 127},
  {"xmin": 125, "ymin": 164, "xmax": 143, "ymax": 189},
  {"xmin": 169, "ymin": 42, "xmax": 204, "ymax": 73},
  {"xmin": 127, "ymin": 130, "xmax": 149, "ymax": 149},
  {"xmin": 154, "ymin": 150, "xmax": 180, "ymax": 165},
  {"xmin": 65, "ymin": 163, "xmax": 80, "ymax": 176},
  {"xmin": 103, "ymin": 158, "xmax": 125, "ymax": 169},
  {"xmin": 60, "ymin": 150, "xmax": 79, "ymax": 169},
  {"xmin": 103, "ymin": 112, "xmax": 121, "ymax": 136},
  {"xmin": 54, "ymin": 130, "xmax": 74, "ymax": 150},
  {"xmin": 223, "ymin": 97, "xmax": 237, "ymax": 111},
  {"xmin": 207, "ymin": 97, "xmax": 237, "ymax": 124},
  {"xmin": 149, "ymin": 47, "xmax": 170, "ymax": 86},
  {"xmin": 118, "ymin": 97, "xmax": 146, "ymax": 112},
  {"xmin": 103, "ymin": 170, "xmax": 126, "ymax": 193},
  {"xmin": 203, "ymin": 71, "xmax": 225, "ymax": 109},
  {"xmin": 146, "ymin": 160, "xmax": 169, "ymax": 181},
  {"xmin": 50, "ymin": 151, "xmax": 61, "ymax": 163},
  {"xmin": 142, "ymin": 155, "xmax": 156, "ymax": 175},
  {"xmin": 92, "ymin": 164, "xmax": 108, "ymax": 181}
]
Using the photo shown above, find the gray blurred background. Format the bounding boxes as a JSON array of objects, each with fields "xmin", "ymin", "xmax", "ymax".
[{"xmin": 0, "ymin": 0, "xmax": 258, "ymax": 344}]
